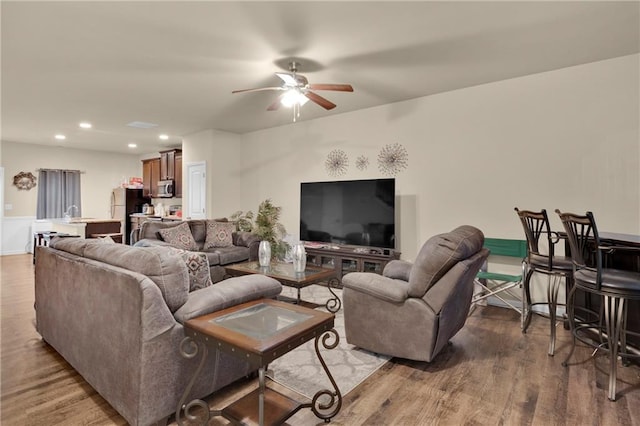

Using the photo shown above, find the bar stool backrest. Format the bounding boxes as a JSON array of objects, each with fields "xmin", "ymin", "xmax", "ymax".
[
  {"xmin": 515, "ymin": 208, "xmax": 555, "ymax": 270},
  {"xmin": 556, "ymin": 210, "xmax": 602, "ymax": 289}
]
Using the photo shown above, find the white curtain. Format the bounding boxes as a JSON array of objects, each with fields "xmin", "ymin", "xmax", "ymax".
[{"xmin": 36, "ymin": 169, "xmax": 82, "ymax": 219}]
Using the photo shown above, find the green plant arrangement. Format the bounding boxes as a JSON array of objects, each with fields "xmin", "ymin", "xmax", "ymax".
[
  {"xmin": 254, "ymin": 199, "xmax": 290, "ymax": 260},
  {"xmin": 228, "ymin": 210, "xmax": 254, "ymax": 232},
  {"xmin": 228, "ymin": 199, "xmax": 290, "ymax": 260}
]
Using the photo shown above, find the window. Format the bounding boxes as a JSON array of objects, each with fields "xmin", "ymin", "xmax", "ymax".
[{"xmin": 36, "ymin": 169, "xmax": 82, "ymax": 219}]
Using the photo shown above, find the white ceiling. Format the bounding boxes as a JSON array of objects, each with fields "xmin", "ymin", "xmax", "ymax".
[{"xmin": 2, "ymin": 1, "xmax": 639, "ymax": 154}]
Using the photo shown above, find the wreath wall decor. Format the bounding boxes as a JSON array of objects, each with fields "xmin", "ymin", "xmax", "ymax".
[
  {"xmin": 325, "ymin": 149, "xmax": 349, "ymax": 177},
  {"xmin": 13, "ymin": 171, "xmax": 37, "ymax": 190},
  {"xmin": 377, "ymin": 143, "xmax": 408, "ymax": 176}
]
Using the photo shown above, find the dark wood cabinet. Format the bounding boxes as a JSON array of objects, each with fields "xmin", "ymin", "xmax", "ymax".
[
  {"xmin": 142, "ymin": 158, "xmax": 161, "ymax": 198},
  {"xmin": 174, "ymin": 151, "xmax": 183, "ymax": 198},
  {"xmin": 160, "ymin": 149, "xmax": 177, "ymax": 180},
  {"xmin": 143, "ymin": 149, "xmax": 181, "ymax": 198},
  {"xmin": 305, "ymin": 245, "xmax": 400, "ymax": 284}
]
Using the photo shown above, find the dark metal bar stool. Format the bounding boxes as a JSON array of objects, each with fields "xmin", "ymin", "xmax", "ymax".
[
  {"xmin": 515, "ymin": 208, "xmax": 572, "ymax": 356},
  {"xmin": 557, "ymin": 210, "xmax": 640, "ymax": 401}
]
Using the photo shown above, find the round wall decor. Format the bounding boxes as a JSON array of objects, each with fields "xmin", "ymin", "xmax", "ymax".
[
  {"xmin": 13, "ymin": 171, "xmax": 37, "ymax": 190},
  {"xmin": 377, "ymin": 143, "xmax": 408, "ymax": 176},
  {"xmin": 325, "ymin": 149, "xmax": 349, "ymax": 177}
]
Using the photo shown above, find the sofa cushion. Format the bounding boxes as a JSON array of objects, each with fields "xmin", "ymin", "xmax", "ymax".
[
  {"xmin": 158, "ymin": 221, "xmax": 198, "ymax": 251},
  {"xmin": 168, "ymin": 248, "xmax": 213, "ymax": 291},
  {"xmin": 408, "ymin": 225, "xmax": 484, "ymax": 297},
  {"xmin": 187, "ymin": 220, "xmax": 207, "ymax": 244},
  {"xmin": 207, "ymin": 246, "xmax": 250, "ymax": 265},
  {"xmin": 204, "ymin": 221, "xmax": 234, "ymax": 249},
  {"xmin": 56, "ymin": 240, "xmax": 190, "ymax": 312}
]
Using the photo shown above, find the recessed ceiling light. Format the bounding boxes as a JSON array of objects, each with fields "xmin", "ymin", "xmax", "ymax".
[
  {"xmin": 127, "ymin": 121, "xmax": 158, "ymax": 129},
  {"xmin": 79, "ymin": 122, "xmax": 92, "ymax": 129},
  {"xmin": 159, "ymin": 134, "xmax": 169, "ymax": 140},
  {"xmin": 54, "ymin": 134, "xmax": 66, "ymax": 140},
  {"xmin": 128, "ymin": 143, "xmax": 137, "ymax": 148}
]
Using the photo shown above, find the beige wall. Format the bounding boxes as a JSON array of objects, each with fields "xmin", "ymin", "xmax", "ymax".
[
  {"xmin": 182, "ymin": 129, "xmax": 242, "ymax": 220},
  {"xmin": 1, "ymin": 141, "xmax": 142, "ymax": 218},
  {"xmin": 2, "ymin": 54, "xmax": 638, "ymax": 262},
  {"xmin": 238, "ymin": 54, "xmax": 640, "ymax": 261}
]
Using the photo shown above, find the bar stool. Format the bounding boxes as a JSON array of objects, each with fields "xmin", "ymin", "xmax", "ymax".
[
  {"xmin": 515, "ymin": 208, "xmax": 573, "ymax": 356},
  {"xmin": 557, "ymin": 209, "xmax": 640, "ymax": 401}
]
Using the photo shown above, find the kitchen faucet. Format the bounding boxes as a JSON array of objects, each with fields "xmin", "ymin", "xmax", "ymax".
[{"xmin": 64, "ymin": 205, "xmax": 78, "ymax": 222}]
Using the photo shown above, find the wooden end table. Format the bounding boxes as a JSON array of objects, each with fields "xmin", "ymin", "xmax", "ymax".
[
  {"xmin": 224, "ymin": 261, "xmax": 341, "ymax": 313},
  {"xmin": 176, "ymin": 299, "xmax": 342, "ymax": 426}
]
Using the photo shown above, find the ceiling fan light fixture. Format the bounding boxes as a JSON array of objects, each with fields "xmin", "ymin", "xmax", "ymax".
[{"xmin": 281, "ymin": 89, "xmax": 309, "ymax": 108}]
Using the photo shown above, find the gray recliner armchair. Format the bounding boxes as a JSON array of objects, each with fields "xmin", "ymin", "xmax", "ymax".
[{"xmin": 342, "ymin": 225, "xmax": 489, "ymax": 362}]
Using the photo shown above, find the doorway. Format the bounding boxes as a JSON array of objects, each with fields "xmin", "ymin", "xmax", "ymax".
[{"xmin": 186, "ymin": 162, "xmax": 206, "ymax": 220}]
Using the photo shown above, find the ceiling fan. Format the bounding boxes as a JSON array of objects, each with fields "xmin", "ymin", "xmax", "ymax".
[{"xmin": 232, "ymin": 61, "xmax": 353, "ymax": 119}]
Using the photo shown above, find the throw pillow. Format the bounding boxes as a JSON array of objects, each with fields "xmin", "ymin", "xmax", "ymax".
[
  {"xmin": 168, "ymin": 248, "xmax": 213, "ymax": 291},
  {"xmin": 204, "ymin": 221, "xmax": 234, "ymax": 249},
  {"xmin": 158, "ymin": 222, "xmax": 198, "ymax": 251}
]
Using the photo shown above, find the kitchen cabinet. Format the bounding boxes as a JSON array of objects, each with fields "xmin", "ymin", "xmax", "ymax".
[
  {"xmin": 160, "ymin": 149, "xmax": 181, "ymax": 180},
  {"xmin": 142, "ymin": 158, "xmax": 161, "ymax": 198},
  {"xmin": 174, "ymin": 151, "xmax": 183, "ymax": 198},
  {"xmin": 142, "ymin": 149, "xmax": 181, "ymax": 198}
]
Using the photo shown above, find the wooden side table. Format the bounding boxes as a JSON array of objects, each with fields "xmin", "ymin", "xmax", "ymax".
[{"xmin": 176, "ymin": 299, "xmax": 341, "ymax": 426}]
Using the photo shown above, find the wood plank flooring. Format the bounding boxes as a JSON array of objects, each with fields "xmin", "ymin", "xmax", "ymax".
[{"xmin": 2, "ymin": 253, "xmax": 639, "ymax": 425}]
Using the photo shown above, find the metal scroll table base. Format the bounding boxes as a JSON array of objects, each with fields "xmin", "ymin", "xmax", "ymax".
[{"xmin": 176, "ymin": 329, "xmax": 342, "ymax": 426}]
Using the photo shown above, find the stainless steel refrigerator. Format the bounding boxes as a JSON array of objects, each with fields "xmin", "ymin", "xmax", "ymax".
[{"xmin": 110, "ymin": 188, "xmax": 149, "ymax": 244}]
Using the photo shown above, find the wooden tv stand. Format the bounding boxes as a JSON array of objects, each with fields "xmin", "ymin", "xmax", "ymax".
[{"xmin": 304, "ymin": 243, "xmax": 400, "ymax": 284}]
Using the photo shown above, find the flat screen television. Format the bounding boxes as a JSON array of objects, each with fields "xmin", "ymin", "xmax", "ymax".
[{"xmin": 300, "ymin": 178, "xmax": 395, "ymax": 249}]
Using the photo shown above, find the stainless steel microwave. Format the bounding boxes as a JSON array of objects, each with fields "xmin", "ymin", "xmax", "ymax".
[{"xmin": 157, "ymin": 180, "xmax": 174, "ymax": 198}]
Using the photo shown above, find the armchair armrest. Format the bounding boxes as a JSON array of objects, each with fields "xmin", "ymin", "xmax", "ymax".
[
  {"xmin": 342, "ymin": 272, "xmax": 410, "ymax": 304},
  {"xmin": 382, "ymin": 260, "xmax": 412, "ymax": 281},
  {"xmin": 173, "ymin": 275, "xmax": 282, "ymax": 324}
]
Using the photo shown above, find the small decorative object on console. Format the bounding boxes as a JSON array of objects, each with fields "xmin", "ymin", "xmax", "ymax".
[
  {"xmin": 258, "ymin": 240, "xmax": 271, "ymax": 267},
  {"xmin": 292, "ymin": 242, "xmax": 306, "ymax": 273}
]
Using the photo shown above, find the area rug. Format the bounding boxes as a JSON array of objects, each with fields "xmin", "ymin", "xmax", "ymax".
[{"xmin": 267, "ymin": 284, "xmax": 390, "ymax": 399}]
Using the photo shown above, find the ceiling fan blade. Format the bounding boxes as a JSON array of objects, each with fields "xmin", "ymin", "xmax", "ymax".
[
  {"xmin": 305, "ymin": 91, "xmax": 337, "ymax": 110},
  {"xmin": 267, "ymin": 94, "xmax": 285, "ymax": 111},
  {"xmin": 308, "ymin": 84, "xmax": 354, "ymax": 92},
  {"xmin": 232, "ymin": 87, "xmax": 285, "ymax": 94},
  {"xmin": 275, "ymin": 72, "xmax": 298, "ymax": 87}
]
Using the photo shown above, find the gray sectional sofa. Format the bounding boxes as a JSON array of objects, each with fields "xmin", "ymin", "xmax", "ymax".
[
  {"xmin": 133, "ymin": 219, "xmax": 259, "ymax": 283},
  {"xmin": 35, "ymin": 237, "xmax": 281, "ymax": 425}
]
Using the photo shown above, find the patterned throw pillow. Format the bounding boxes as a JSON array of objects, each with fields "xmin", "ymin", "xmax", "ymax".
[
  {"xmin": 158, "ymin": 222, "xmax": 198, "ymax": 251},
  {"xmin": 204, "ymin": 221, "xmax": 234, "ymax": 249},
  {"xmin": 168, "ymin": 248, "xmax": 213, "ymax": 291}
]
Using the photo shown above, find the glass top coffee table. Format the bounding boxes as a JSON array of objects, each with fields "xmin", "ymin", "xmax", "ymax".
[
  {"xmin": 225, "ymin": 261, "xmax": 341, "ymax": 313},
  {"xmin": 176, "ymin": 298, "xmax": 342, "ymax": 426}
]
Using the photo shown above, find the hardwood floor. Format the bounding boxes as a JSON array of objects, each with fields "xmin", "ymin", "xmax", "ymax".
[{"xmin": 2, "ymin": 253, "xmax": 639, "ymax": 425}]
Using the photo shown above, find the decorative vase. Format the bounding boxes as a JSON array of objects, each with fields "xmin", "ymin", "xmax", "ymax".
[
  {"xmin": 292, "ymin": 242, "xmax": 306, "ymax": 273},
  {"xmin": 258, "ymin": 240, "xmax": 271, "ymax": 267}
]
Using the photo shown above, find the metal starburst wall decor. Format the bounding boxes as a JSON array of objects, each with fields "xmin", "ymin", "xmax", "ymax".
[
  {"xmin": 355, "ymin": 155, "xmax": 369, "ymax": 171},
  {"xmin": 325, "ymin": 149, "xmax": 349, "ymax": 177},
  {"xmin": 377, "ymin": 143, "xmax": 408, "ymax": 176}
]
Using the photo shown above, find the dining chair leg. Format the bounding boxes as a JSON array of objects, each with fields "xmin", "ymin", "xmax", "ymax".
[
  {"xmin": 522, "ymin": 268, "xmax": 535, "ymax": 333},
  {"xmin": 547, "ymin": 274, "xmax": 562, "ymax": 356},
  {"xmin": 562, "ymin": 286, "xmax": 578, "ymax": 367},
  {"xmin": 604, "ymin": 295, "xmax": 625, "ymax": 401}
]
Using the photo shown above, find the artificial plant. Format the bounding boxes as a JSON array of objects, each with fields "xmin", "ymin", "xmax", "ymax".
[
  {"xmin": 228, "ymin": 199, "xmax": 289, "ymax": 260},
  {"xmin": 228, "ymin": 210, "xmax": 254, "ymax": 232},
  {"xmin": 254, "ymin": 199, "xmax": 290, "ymax": 260}
]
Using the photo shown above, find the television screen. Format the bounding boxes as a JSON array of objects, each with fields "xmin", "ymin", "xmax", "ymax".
[{"xmin": 300, "ymin": 178, "xmax": 395, "ymax": 249}]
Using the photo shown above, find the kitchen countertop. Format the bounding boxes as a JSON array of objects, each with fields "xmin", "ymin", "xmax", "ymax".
[
  {"xmin": 130, "ymin": 214, "xmax": 182, "ymax": 221},
  {"xmin": 50, "ymin": 218, "xmax": 121, "ymax": 225}
]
